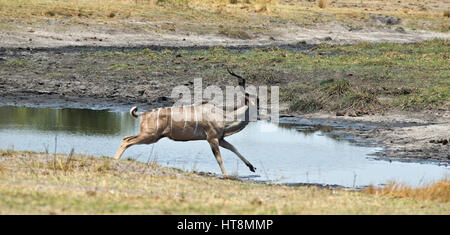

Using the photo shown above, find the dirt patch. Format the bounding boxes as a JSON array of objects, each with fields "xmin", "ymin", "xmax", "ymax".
[
  {"xmin": 370, "ymin": 14, "xmax": 402, "ymax": 26},
  {"xmin": 218, "ymin": 28, "xmax": 253, "ymax": 40},
  {"xmin": 1, "ymin": 19, "xmax": 449, "ymax": 49}
]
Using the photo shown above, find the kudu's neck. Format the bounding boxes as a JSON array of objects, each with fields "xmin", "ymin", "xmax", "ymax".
[{"xmin": 225, "ymin": 93, "xmax": 253, "ymax": 125}]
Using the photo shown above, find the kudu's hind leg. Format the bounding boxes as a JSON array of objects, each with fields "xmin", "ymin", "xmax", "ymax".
[
  {"xmin": 114, "ymin": 134, "xmax": 159, "ymax": 160},
  {"xmin": 219, "ymin": 139, "xmax": 256, "ymax": 172},
  {"xmin": 207, "ymin": 138, "xmax": 228, "ymax": 177}
]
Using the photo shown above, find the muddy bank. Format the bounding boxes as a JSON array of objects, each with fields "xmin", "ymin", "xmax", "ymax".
[
  {"xmin": 0, "ymin": 44, "xmax": 308, "ymax": 111},
  {"xmin": 289, "ymin": 112, "xmax": 450, "ymax": 163},
  {"xmin": 0, "ymin": 46, "xmax": 179, "ymax": 111}
]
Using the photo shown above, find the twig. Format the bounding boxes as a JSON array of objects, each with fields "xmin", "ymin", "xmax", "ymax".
[
  {"xmin": 63, "ymin": 148, "xmax": 75, "ymax": 174},
  {"xmin": 54, "ymin": 134, "xmax": 58, "ymax": 154}
]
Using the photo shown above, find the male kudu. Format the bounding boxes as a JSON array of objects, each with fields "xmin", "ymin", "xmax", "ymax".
[{"xmin": 114, "ymin": 69, "xmax": 257, "ymax": 176}]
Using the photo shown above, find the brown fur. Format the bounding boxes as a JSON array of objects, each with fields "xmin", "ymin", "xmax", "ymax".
[
  {"xmin": 114, "ymin": 103, "xmax": 256, "ymax": 176},
  {"xmin": 114, "ymin": 70, "xmax": 256, "ymax": 176}
]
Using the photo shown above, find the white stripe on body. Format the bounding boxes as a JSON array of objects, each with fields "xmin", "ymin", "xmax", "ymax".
[
  {"xmin": 193, "ymin": 106, "xmax": 198, "ymax": 134},
  {"xmin": 156, "ymin": 108, "xmax": 161, "ymax": 130}
]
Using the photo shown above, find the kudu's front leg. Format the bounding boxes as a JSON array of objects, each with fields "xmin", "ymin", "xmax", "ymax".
[
  {"xmin": 219, "ymin": 139, "xmax": 256, "ymax": 172},
  {"xmin": 207, "ymin": 138, "xmax": 228, "ymax": 177}
]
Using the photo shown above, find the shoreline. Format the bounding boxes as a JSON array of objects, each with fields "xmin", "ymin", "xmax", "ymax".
[{"xmin": 0, "ymin": 150, "xmax": 447, "ymax": 214}]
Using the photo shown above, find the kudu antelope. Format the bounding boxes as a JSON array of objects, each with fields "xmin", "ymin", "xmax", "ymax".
[{"xmin": 114, "ymin": 69, "xmax": 257, "ymax": 176}]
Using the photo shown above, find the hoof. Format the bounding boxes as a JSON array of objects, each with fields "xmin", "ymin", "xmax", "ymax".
[{"xmin": 248, "ymin": 165, "xmax": 256, "ymax": 172}]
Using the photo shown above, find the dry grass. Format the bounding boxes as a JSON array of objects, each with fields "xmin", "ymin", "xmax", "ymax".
[
  {"xmin": 0, "ymin": 0, "xmax": 448, "ymax": 32},
  {"xmin": 253, "ymin": 0, "xmax": 275, "ymax": 13},
  {"xmin": 444, "ymin": 10, "xmax": 450, "ymax": 18},
  {"xmin": 218, "ymin": 28, "xmax": 252, "ymax": 39},
  {"xmin": 289, "ymin": 79, "xmax": 383, "ymax": 114},
  {"xmin": 364, "ymin": 180, "xmax": 450, "ymax": 203},
  {"xmin": 0, "ymin": 150, "xmax": 449, "ymax": 214},
  {"xmin": 318, "ymin": 0, "xmax": 327, "ymax": 9}
]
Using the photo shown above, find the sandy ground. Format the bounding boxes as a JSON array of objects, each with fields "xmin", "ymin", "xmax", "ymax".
[{"xmin": 1, "ymin": 20, "xmax": 449, "ymax": 48}]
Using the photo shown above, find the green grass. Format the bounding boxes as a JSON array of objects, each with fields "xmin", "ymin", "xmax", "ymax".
[
  {"xmin": 0, "ymin": 150, "xmax": 449, "ymax": 214},
  {"xmin": 1, "ymin": 39, "xmax": 448, "ymax": 113},
  {"xmin": 396, "ymin": 86, "xmax": 450, "ymax": 111},
  {"xmin": 287, "ymin": 79, "xmax": 382, "ymax": 113},
  {"xmin": 2, "ymin": 59, "xmax": 33, "ymax": 68},
  {"xmin": 86, "ymin": 39, "xmax": 449, "ymax": 113}
]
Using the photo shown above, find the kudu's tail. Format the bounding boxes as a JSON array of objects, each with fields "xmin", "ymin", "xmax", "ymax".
[{"xmin": 130, "ymin": 106, "xmax": 138, "ymax": 118}]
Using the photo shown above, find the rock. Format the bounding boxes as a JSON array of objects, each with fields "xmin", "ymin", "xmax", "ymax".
[
  {"xmin": 347, "ymin": 110, "xmax": 357, "ymax": 117},
  {"xmin": 395, "ymin": 27, "xmax": 406, "ymax": 33},
  {"xmin": 386, "ymin": 17, "xmax": 401, "ymax": 25},
  {"xmin": 336, "ymin": 111, "xmax": 345, "ymax": 116},
  {"xmin": 348, "ymin": 26, "xmax": 363, "ymax": 31},
  {"xmin": 430, "ymin": 139, "xmax": 449, "ymax": 145},
  {"xmin": 370, "ymin": 14, "xmax": 402, "ymax": 25},
  {"xmin": 157, "ymin": 96, "xmax": 168, "ymax": 102}
]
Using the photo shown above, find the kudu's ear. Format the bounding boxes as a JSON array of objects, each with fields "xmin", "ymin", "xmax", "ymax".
[{"xmin": 226, "ymin": 67, "xmax": 246, "ymax": 88}]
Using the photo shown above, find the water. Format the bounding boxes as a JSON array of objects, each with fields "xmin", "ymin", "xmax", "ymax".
[{"xmin": 0, "ymin": 106, "xmax": 448, "ymax": 188}]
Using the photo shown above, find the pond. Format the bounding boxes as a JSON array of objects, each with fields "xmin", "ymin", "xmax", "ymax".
[{"xmin": 0, "ymin": 106, "xmax": 448, "ymax": 188}]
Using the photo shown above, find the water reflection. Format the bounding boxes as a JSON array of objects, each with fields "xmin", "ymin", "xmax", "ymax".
[{"xmin": 0, "ymin": 106, "xmax": 135, "ymax": 134}]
